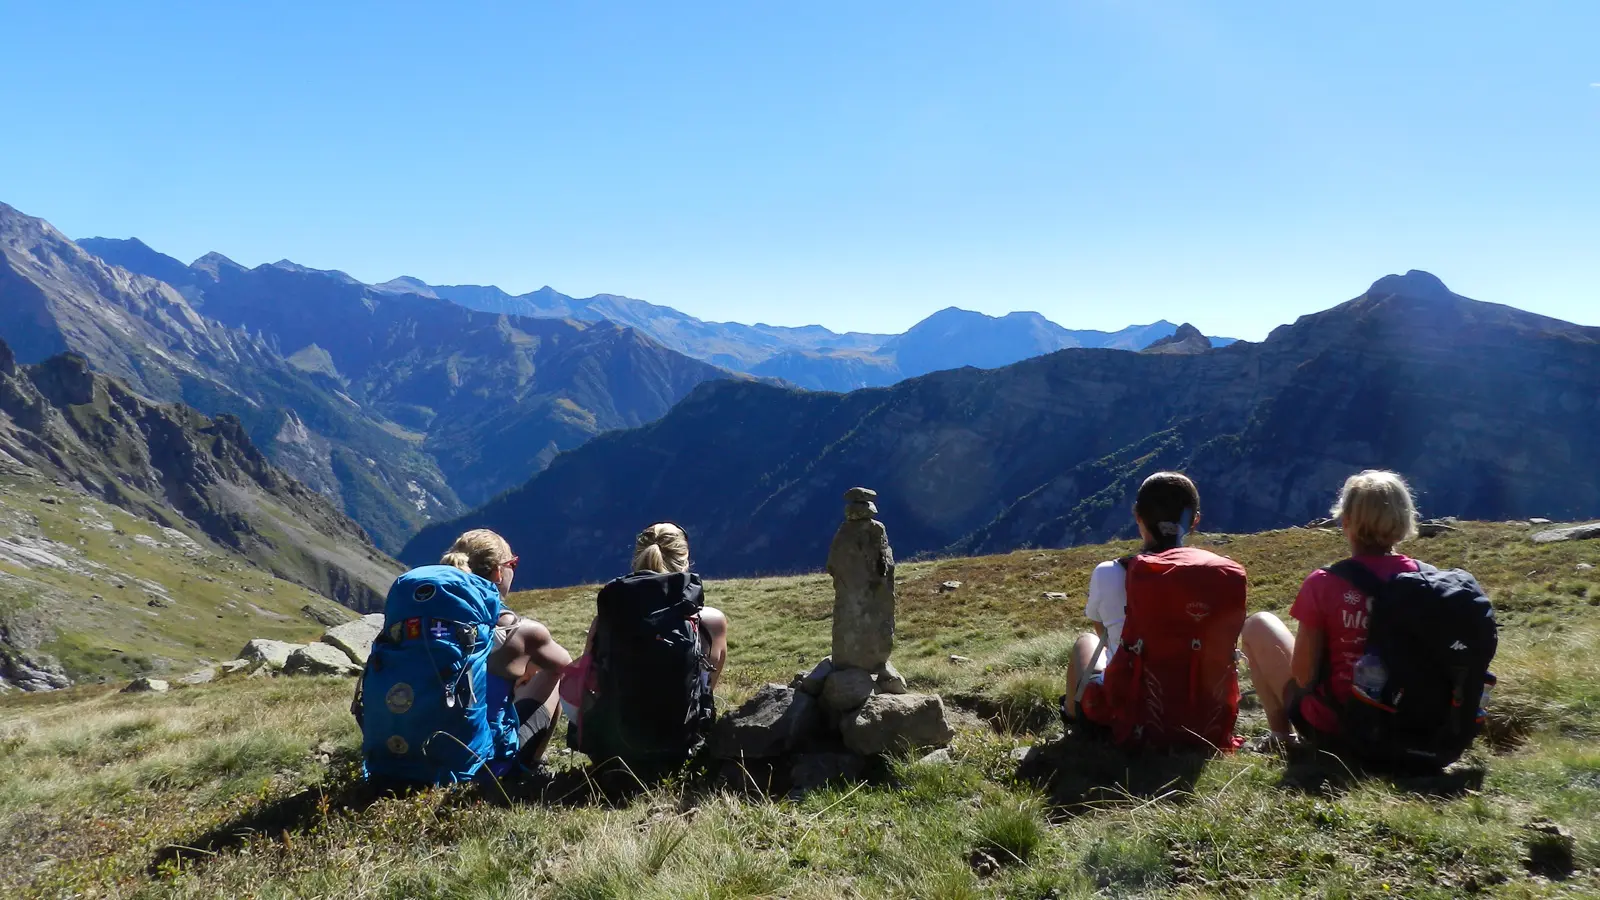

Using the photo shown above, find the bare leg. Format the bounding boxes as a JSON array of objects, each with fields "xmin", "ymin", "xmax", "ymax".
[
  {"xmin": 700, "ymin": 607, "xmax": 729, "ymax": 691},
  {"xmin": 512, "ymin": 666, "xmax": 562, "ymax": 762},
  {"xmin": 1241, "ymin": 612, "xmax": 1296, "ymax": 734},
  {"xmin": 1063, "ymin": 632, "xmax": 1104, "ymax": 719}
]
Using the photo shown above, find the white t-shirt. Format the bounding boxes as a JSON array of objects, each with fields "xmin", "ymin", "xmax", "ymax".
[{"xmin": 1084, "ymin": 559, "xmax": 1128, "ymax": 663}]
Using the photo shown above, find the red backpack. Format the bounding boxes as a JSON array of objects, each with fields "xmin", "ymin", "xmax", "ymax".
[{"xmin": 1101, "ymin": 546, "xmax": 1247, "ymax": 750}]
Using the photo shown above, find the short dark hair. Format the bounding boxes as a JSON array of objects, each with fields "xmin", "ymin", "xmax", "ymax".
[{"xmin": 1134, "ymin": 471, "xmax": 1201, "ymax": 543}]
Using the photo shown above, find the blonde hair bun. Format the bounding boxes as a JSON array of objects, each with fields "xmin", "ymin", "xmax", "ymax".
[
  {"xmin": 633, "ymin": 523, "xmax": 690, "ymax": 574},
  {"xmin": 439, "ymin": 529, "xmax": 513, "ymax": 581}
]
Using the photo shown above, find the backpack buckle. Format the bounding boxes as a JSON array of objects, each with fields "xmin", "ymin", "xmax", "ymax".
[{"xmin": 1191, "ymin": 639, "xmax": 1202, "ymax": 651}]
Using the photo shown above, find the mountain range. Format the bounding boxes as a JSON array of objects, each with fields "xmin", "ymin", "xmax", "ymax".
[
  {"xmin": 402, "ymin": 271, "xmax": 1600, "ymax": 586},
  {"xmin": 380, "ymin": 274, "xmax": 1229, "ymax": 391}
]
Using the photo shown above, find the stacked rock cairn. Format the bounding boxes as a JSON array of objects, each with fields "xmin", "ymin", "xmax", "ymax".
[{"xmin": 709, "ymin": 487, "xmax": 954, "ymax": 791}]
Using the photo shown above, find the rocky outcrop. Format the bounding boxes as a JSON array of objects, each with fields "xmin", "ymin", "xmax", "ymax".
[
  {"xmin": 238, "ymin": 639, "xmax": 304, "ymax": 670},
  {"xmin": 708, "ymin": 494, "xmax": 952, "ymax": 791},
  {"xmin": 1141, "ymin": 323, "xmax": 1212, "ymax": 355},
  {"xmin": 0, "ymin": 334, "xmax": 401, "ymax": 611}
]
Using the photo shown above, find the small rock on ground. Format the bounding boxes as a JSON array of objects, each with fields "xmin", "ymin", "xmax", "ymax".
[
  {"xmin": 321, "ymin": 613, "xmax": 384, "ymax": 665},
  {"xmin": 283, "ymin": 643, "xmax": 362, "ymax": 676},
  {"xmin": 1533, "ymin": 523, "xmax": 1600, "ymax": 544},
  {"xmin": 122, "ymin": 677, "xmax": 169, "ymax": 693},
  {"xmin": 177, "ymin": 666, "xmax": 216, "ymax": 685}
]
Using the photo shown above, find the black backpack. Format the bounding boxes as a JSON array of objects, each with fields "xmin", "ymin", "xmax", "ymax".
[
  {"xmin": 566, "ymin": 571, "xmax": 715, "ymax": 767},
  {"xmin": 1320, "ymin": 559, "xmax": 1498, "ymax": 769}
]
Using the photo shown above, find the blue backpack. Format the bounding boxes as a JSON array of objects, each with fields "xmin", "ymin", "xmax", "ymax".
[{"xmin": 355, "ymin": 566, "xmax": 520, "ymax": 785}]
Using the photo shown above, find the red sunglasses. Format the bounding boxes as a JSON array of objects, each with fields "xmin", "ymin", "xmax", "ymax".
[{"xmin": 502, "ymin": 556, "xmax": 520, "ymax": 572}]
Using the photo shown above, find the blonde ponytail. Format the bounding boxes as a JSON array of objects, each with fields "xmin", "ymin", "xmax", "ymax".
[
  {"xmin": 440, "ymin": 529, "xmax": 513, "ymax": 581},
  {"xmin": 633, "ymin": 523, "xmax": 690, "ymax": 574}
]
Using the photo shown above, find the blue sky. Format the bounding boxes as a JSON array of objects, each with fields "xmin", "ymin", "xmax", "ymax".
[{"xmin": 1, "ymin": 1, "xmax": 1595, "ymax": 340}]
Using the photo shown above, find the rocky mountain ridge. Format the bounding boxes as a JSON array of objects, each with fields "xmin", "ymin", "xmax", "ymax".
[
  {"xmin": 81, "ymin": 237, "xmax": 1233, "ymax": 392},
  {"xmin": 403, "ymin": 272, "xmax": 1600, "ymax": 586},
  {"xmin": 0, "ymin": 338, "xmax": 399, "ymax": 609}
]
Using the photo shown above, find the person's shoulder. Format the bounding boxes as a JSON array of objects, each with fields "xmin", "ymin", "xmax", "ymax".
[{"xmin": 1093, "ymin": 559, "xmax": 1124, "ymax": 574}]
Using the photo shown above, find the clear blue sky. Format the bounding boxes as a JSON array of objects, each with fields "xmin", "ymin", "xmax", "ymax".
[{"xmin": 2, "ymin": 1, "xmax": 1595, "ymax": 340}]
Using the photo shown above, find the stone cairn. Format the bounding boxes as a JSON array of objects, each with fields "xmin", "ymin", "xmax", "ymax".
[{"xmin": 709, "ymin": 487, "xmax": 954, "ymax": 794}]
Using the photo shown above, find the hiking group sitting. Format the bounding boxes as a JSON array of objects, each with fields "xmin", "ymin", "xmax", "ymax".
[
  {"xmin": 1065, "ymin": 469, "xmax": 1497, "ymax": 770},
  {"xmin": 356, "ymin": 467, "xmax": 1497, "ymax": 787}
]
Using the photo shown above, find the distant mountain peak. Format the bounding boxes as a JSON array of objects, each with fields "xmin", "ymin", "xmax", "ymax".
[
  {"xmin": 1366, "ymin": 270, "xmax": 1452, "ymax": 301},
  {"xmin": 1142, "ymin": 322, "xmax": 1213, "ymax": 354}
]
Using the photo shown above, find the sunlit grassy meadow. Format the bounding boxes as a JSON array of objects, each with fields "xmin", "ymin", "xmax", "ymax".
[{"xmin": 2, "ymin": 521, "xmax": 1597, "ymax": 898}]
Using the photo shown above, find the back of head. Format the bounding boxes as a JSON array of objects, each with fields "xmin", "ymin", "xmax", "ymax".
[
  {"xmin": 1134, "ymin": 471, "xmax": 1201, "ymax": 549},
  {"xmin": 633, "ymin": 523, "xmax": 690, "ymax": 574},
  {"xmin": 1331, "ymin": 470, "xmax": 1418, "ymax": 550},
  {"xmin": 440, "ymin": 528, "xmax": 512, "ymax": 581}
]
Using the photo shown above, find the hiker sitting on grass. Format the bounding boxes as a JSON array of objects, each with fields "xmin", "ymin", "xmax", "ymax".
[
  {"xmin": 443, "ymin": 531, "xmax": 575, "ymax": 766},
  {"xmin": 1240, "ymin": 470, "xmax": 1497, "ymax": 769},
  {"xmin": 1063, "ymin": 472, "xmax": 1248, "ymax": 749},
  {"xmin": 560, "ymin": 523, "xmax": 727, "ymax": 768},
  {"xmin": 357, "ymin": 529, "xmax": 572, "ymax": 786}
]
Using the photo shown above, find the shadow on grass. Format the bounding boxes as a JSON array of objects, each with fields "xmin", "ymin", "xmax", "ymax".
[
  {"xmin": 1014, "ymin": 729, "xmax": 1212, "ymax": 817},
  {"xmin": 1276, "ymin": 744, "xmax": 1486, "ymax": 798},
  {"xmin": 148, "ymin": 749, "xmax": 730, "ymax": 876}
]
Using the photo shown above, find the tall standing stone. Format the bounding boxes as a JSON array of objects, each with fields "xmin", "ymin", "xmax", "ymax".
[{"xmin": 827, "ymin": 487, "xmax": 895, "ymax": 672}]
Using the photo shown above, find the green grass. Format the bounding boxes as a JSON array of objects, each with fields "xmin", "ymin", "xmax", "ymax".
[
  {"xmin": 0, "ymin": 475, "xmax": 350, "ymax": 683},
  {"xmin": 1, "ymin": 521, "xmax": 1597, "ymax": 897}
]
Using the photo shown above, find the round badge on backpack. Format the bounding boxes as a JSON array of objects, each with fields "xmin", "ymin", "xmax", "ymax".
[
  {"xmin": 385, "ymin": 682, "xmax": 414, "ymax": 714},
  {"xmin": 414, "ymin": 583, "xmax": 436, "ymax": 603},
  {"xmin": 386, "ymin": 735, "xmax": 409, "ymax": 755}
]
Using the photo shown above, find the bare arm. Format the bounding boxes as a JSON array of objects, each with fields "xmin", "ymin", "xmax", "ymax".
[{"xmin": 488, "ymin": 620, "xmax": 572, "ymax": 682}]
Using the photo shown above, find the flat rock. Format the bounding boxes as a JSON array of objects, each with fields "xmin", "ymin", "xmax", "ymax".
[
  {"xmin": 822, "ymin": 667, "xmax": 876, "ymax": 712},
  {"xmin": 1533, "ymin": 523, "xmax": 1600, "ymax": 544},
  {"xmin": 844, "ymin": 487, "xmax": 878, "ymax": 503},
  {"xmin": 1041, "ymin": 592, "xmax": 1068, "ymax": 601},
  {"xmin": 1417, "ymin": 521, "xmax": 1456, "ymax": 538},
  {"xmin": 237, "ymin": 639, "xmax": 304, "ymax": 670},
  {"xmin": 710, "ymin": 684, "xmax": 822, "ymax": 760},
  {"xmin": 322, "ymin": 613, "xmax": 384, "ymax": 665},
  {"xmin": 916, "ymin": 747, "xmax": 952, "ymax": 766},
  {"xmin": 177, "ymin": 666, "xmax": 216, "ymax": 685},
  {"xmin": 938, "ymin": 580, "xmax": 962, "ymax": 592},
  {"xmin": 1529, "ymin": 517, "xmax": 1552, "ymax": 525},
  {"xmin": 283, "ymin": 642, "xmax": 362, "ymax": 676},
  {"xmin": 216, "ymin": 658, "xmax": 254, "ymax": 677},
  {"xmin": 840, "ymin": 692, "xmax": 955, "ymax": 756},
  {"xmin": 122, "ymin": 677, "xmax": 169, "ymax": 693}
]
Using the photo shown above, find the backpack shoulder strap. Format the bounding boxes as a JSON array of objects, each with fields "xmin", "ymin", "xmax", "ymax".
[{"xmin": 1322, "ymin": 558, "xmax": 1390, "ymax": 601}]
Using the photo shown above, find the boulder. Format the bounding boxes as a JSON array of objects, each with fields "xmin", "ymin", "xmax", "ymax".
[
  {"xmin": 177, "ymin": 666, "xmax": 216, "ymax": 685},
  {"xmin": 939, "ymin": 580, "xmax": 962, "ymax": 593},
  {"xmin": 790, "ymin": 751, "xmax": 867, "ymax": 793},
  {"xmin": 797, "ymin": 656, "xmax": 834, "ymax": 696},
  {"xmin": 875, "ymin": 661, "xmax": 908, "ymax": 695},
  {"xmin": 322, "ymin": 613, "xmax": 384, "ymax": 665},
  {"xmin": 916, "ymin": 747, "xmax": 952, "ymax": 766},
  {"xmin": 821, "ymin": 667, "xmax": 876, "ymax": 712},
  {"xmin": 217, "ymin": 658, "xmax": 254, "ymax": 677},
  {"xmin": 122, "ymin": 677, "xmax": 169, "ymax": 693},
  {"xmin": 301, "ymin": 604, "xmax": 349, "ymax": 627},
  {"xmin": 237, "ymin": 639, "xmax": 304, "ymax": 670},
  {"xmin": 1417, "ymin": 520, "xmax": 1456, "ymax": 538},
  {"xmin": 839, "ymin": 693, "xmax": 955, "ymax": 756},
  {"xmin": 1533, "ymin": 523, "xmax": 1600, "ymax": 544},
  {"xmin": 283, "ymin": 642, "xmax": 362, "ymax": 676},
  {"xmin": 1529, "ymin": 517, "xmax": 1552, "ymax": 525},
  {"xmin": 710, "ymin": 684, "xmax": 822, "ymax": 760}
]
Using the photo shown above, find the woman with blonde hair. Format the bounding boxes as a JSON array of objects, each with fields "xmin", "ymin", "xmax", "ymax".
[
  {"xmin": 441, "ymin": 529, "xmax": 573, "ymax": 767},
  {"xmin": 560, "ymin": 523, "xmax": 729, "ymax": 768},
  {"xmin": 1241, "ymin": 470, "xmax": 1427, "ymax": 750}
]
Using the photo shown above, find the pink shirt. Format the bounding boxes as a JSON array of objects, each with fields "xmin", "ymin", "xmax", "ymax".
[{"xmin": 1289, "ymin": 554, "xmax": 1419, "ymax": 733}]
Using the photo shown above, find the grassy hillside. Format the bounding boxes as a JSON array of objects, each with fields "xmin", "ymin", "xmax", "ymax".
[
  {"xmin": 0, "ymin": 474, "xmax": 354, "ymax": 684},
  {"xmin": 2, "ymin": 521, "xmax": 1597, "ymax": 897}
]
